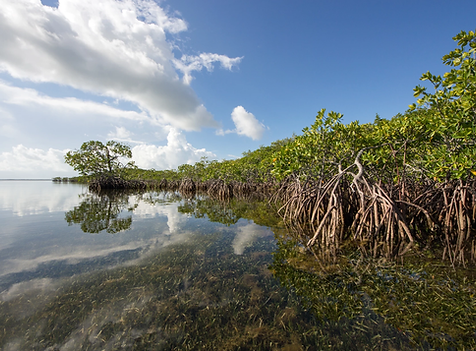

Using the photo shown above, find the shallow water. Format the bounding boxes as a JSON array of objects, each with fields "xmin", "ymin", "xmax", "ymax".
[{"xmin": 0, "ymin": 181, "xmax": 474, "ymax": 350}]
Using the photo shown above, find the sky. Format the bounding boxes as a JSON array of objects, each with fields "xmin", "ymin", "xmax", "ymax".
[{"xmin": 0, "ymin": 0, "xmax": 475, "ymax": 179}]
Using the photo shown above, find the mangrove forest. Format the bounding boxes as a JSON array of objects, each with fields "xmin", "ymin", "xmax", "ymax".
[{"xmin": 45, "ymin": 29, "xmax": 476, "ymax": 349}]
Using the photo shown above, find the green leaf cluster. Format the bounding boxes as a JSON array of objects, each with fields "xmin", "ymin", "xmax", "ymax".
[
  {"xmin": 409, "ymin": 29, "xmax": 476, "ymax": 180},
  {"xmin": 125, "ymin": 139, "xmax": 292, "ymax": 184},
  {"xmin": 272, "ymin": 30, "xmax": 476, "ymax": 182},
  {"xmin": 65, "ymin": 140, "xmax": 136, "ymax": 179}
]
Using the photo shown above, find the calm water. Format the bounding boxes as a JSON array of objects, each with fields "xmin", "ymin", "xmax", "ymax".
[{"xmin": 0, "ymin": 181, "xmax": 475, "ymax": 350}]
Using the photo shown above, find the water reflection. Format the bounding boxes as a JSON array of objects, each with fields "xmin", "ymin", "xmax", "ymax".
[
  {"xmin": 0, "ymin": 180, "xmax": 88, "ymax": 216},
  {"xmin": 65, "ymin": 190, "xmax": 136, "ymax": 234},
  {"xmin": 1, "ymin": 184, "xmax": 475, "ymax": 350},
  {"xmin": 1, "ymin": 235, "xmax": 313, "ymax": 350},
  {"xmin": 133, "ymin": 192, "xmax": 196, "ymax": 234},
  {"xmin": 0, "ymin": 187, "xmax": 190, "ymax": 291},
  {"xmin": 271, "ymin": 228, "xmax": 476, "ymax": 349},
  {"xmin": 232, "ymin": 222, "xmax": 273, "ymax": 255}
]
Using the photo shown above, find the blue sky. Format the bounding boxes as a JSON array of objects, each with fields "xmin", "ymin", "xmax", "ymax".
[{"xmin": 0, "ymin": 0, "xmax": 475, "ymax": 178}]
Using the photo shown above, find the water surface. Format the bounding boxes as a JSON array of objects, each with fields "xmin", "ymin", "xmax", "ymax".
[{"xmin": 0, "ymin": 181, "xmax": 475, "ymax": 350}]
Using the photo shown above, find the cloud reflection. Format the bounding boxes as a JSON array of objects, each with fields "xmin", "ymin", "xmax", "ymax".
[
  {"xmin": 131, "ymin": 196, "xmax": 187, "ymax": 234},
  {"xmin": 0, "ymin": 278, "xmax": 58, "ymax": 302},
  {"xmin": 0, "ymin": 184, "xmax": 275, "ymax": 318},
  {"xmin": 0, "ymin": 181, "xmax": 87, "ymax": 216},
  {"xmin": 0, "ymin": 187, "xmax": 195, "ymax": 290},
  {"xmin": 232, "ymin": 221, "xmax": 273, "ymax": 255}
]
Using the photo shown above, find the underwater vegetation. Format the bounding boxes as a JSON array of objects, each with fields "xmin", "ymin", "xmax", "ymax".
[
  {"xmin": 3, "ymin": 188, "xmax": 474, "ymax": 350},
  {"xmin": 0, "ymin": 231, "xmax": 417, "ymax": 351},
  {"xmin": 271, "ymin": 231, "xmax": 476, "ymax": 350}
]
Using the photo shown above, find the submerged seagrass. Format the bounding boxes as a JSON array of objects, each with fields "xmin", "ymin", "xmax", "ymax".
[{"xmin": 2, "ymin": 182, "xmax": 475, "ymax": 350}]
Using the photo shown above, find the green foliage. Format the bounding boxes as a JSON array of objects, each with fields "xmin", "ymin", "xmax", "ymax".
[
  {"xmin": 122, "ymin": 138, "xmax": 292, "ymax": 185},
  {"xmin": 65, "ymin": 140, "xmax": 136, "ymax": 178},
  {"xmin": 411, "ymin": 30, "xmax": 476, "ymax": 116},
  {"xmin": 409, "ymin": 29, "xmax": 476, "ymax": 180},
  {"xmin": 186, "ymin": 140, "xmax": 291, "ymax": 183},
  {"xmin": 273, "ymin": 30, "xmax": 476, "ymax": 182},
  {"xmin": 272, "ymin": 109, "xmax": 373, "ymax": 180}
]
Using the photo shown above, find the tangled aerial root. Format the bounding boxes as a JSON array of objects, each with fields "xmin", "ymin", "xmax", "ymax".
[{"xmin": 271, "ymin": 148, "xmax": 476, "ymax": 266}]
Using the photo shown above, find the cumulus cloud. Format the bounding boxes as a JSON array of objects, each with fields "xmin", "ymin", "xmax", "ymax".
[
  {"xmin": 0, "ymin": 130, "xmax": 215, "ymax": 177},
  {"xmin": 108, "ymin": 126, "xmax": 133, "ymax": 141},
  {"xmin": 0, "ymin": 80, "xmax": 159, "ymax": 157},
  {"xmin": 0, "ymin": 0, "xmax": 241, "ymax": 130},
  {"xmin": 132, "ymin": 128, "xmax": 215, "ymax": 170},
  {"xmin": 217, "ymin": 106, "xmax": 267, "ymax": 140},
  {"xmin": 107, "ymin": 126, "xmax": 144, "ymax": 144},
  {"xmin": 0, "ymin": 144, "xmax": 70, "ymax": 177},
  {"xmin": 0, "ymin": 80, "xmax": 150, "ymax": 123}
]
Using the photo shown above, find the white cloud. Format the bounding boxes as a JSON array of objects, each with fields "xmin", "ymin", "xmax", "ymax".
[
  {"xmin": 173, "ymin": 53, "xmax": 243, "ymax": 85},
  {"xmin": 0, "ymin": 129, "xmax": 216, "ymax": 177},
  {"xmin": 108, "ymin": 126, "xmax": 133, "ymax": 141},
  {"xmin": 0, "ymin": 0, "xmax": 241, "ymax": 131},
  {"xmin": 218, "ymin": 106, "xmax": 266, "ymax": 140},
  {"xmin": 0, "ymin": 80, "xmax": 150, "ymax": 123},
  {"xmin": 132, "ymin": 128, "xmax": 215, "ymax": 170},
  {"xmin": 107, "ymin": 126, "xmax": 144, "ymax": 144},
  {"xmin": 0, "ymin": 144, "xmax": 70, "ymax": 177},
  {"xmin": 0, "ymin": 80, "xmax": 161, "ymax": 155},
  {"xmin": 215, "ymin": 128, "xmax": 234, "ymax": 136}
]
